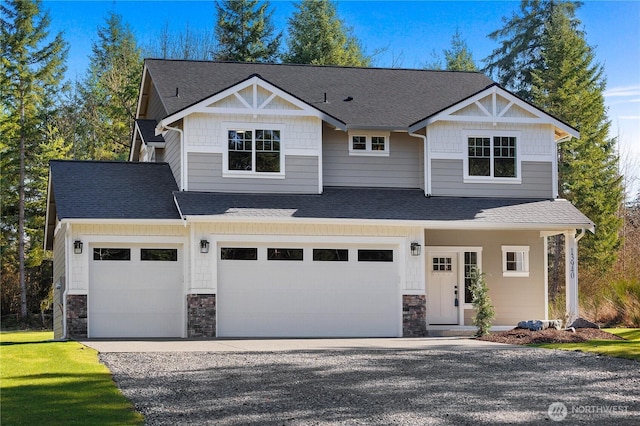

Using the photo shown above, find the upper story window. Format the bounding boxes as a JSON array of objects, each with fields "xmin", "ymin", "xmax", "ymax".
[
  {"xmin": 348, "ymin": 131, "xmax": 390, "ymax": 156},
  {"xmin": 227, "ymin": 128, "xmax": 282, "ymax": 175},
  {"xmin": 464, "ymin": 131, "xmax": 521, "ymax": 184}
]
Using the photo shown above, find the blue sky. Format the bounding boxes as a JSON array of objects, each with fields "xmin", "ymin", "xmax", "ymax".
[{"xmin": 43, "ymin": 0, "xmax": 640, "ymax": 194}]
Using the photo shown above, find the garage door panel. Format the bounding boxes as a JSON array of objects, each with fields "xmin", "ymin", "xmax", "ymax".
[
  {"xmin": 218, "ymin": 245, "xmax": 400, "ymax": 337},
  {"xmin": 89, "ymin": 245, "xmax": 183, "ymax": 338}
]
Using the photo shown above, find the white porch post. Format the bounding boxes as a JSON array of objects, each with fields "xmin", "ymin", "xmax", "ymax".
[{"xmin": 564, "ymin": 230, "xmax": 579, "ymax": 324}]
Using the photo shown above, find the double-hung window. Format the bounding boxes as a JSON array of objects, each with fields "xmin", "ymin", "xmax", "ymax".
[
  {"xmin": 227, "ymin": 128, "xmax": 282, "ymax": 175},
  {"xmin": 502, "ymin": 245, "xmax": 530, "ymax": 277},
  {"xmin": 464, "ymin": 131, "xmax": 520, "ymax": 183},
  {"xmin": 348, "ymin": 132, "xmax": 390, "ymax": 156}
]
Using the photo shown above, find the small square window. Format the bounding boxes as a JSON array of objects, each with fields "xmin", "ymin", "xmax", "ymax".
[
  {"xmin": 352, "ymin": 136, "xmax": 366, "ymax": 150},
  {"xmin": 432, "ymin": 257, "xmax": 452, "ymax": 272},
  {"xmin": 502, "ymin": 246, "xmax": 529, "ymax": 277}
]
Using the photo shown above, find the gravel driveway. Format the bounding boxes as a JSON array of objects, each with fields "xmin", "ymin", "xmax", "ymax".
[{"xmin": 100, "ymin": 342, "xmax": 639, "ymax": 425}]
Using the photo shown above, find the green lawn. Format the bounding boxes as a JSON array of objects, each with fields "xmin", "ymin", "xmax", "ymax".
[
  {"xmin": 0, "ymin": 331, "xmax": 143, "ymax": 425},
  {"xmin": 532, "ymin": 328, "xmax": 640, "ymax": 361}
]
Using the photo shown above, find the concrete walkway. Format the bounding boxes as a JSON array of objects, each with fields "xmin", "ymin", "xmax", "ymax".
[{"xmin": 81, "ymin": 337, "xmax": 523, "ymax": 353}]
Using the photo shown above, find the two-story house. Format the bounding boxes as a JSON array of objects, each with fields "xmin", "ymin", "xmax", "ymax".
[{"xmin": 46, "ymin": 60, "xmax": 593, "ymax": 339}]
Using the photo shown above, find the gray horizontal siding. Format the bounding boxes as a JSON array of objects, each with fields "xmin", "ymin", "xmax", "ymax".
[
  {"xmin": 188, "ymin": 153, "xmax": 319, "ymax": 193},
  {"xmin": 431, "ymin": 159, "xmax": 553, "ymax": 198},
  {"xmin": 165, "ymin": 129, "xmax": 181, "ymax": 188},
  {"xmin": 323, "ymin": 131, "xmax": 423, "ymax": 189}
]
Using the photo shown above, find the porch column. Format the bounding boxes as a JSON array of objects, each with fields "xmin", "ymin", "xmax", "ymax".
[{"xmin": 564, "ymin": 230, "xmax": 579, "ymax": 324}]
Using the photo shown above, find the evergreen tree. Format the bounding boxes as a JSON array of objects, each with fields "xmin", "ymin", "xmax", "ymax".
[
  {"xmin": 530, "ymin": 5, "xmax": 623, "ymax": 273},
  {"xmin": 283, "ymin": 0, "xmax": 370, "ymax": 66},
  {"xmin": 444, "ymin": 29, "xmax": 477, "ymax": 71},
  {"xmin": 484, "ymin": 0, "xmax": 624, "ymax": 299},
  {"xmin": 81, "ymin": 12, "xmax": 142, "ymax": 160},
  {"xmin": 214, "ymin": 0, "xmax": 281, "ymax": 62},
  {"xmin": 0, "ymin": 0, "xmax": 68, "ymax": 319},
  {"xmin": 484, "ymin": 0, "xmax": 581, "ymax": 99}
]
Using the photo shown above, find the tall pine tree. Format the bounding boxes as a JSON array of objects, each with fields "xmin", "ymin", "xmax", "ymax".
[
  {"xmin": 80, "ymin": 12, "xmax": 142, "ymax": 160},
  {"xmin": 484, "ymin": 0, "xmax": 623, "ymax": 301},
  {"xmin": 530, "ymin": 5, "xmax": 623, "ymax": 273},
  {"xmin": 283, "ymin": 0, "xmax": 370, "ymax": 66},
  {"xmin": 214, "ymin": 0, "xmax": 281, "ymax": 62},
  {"xmin": 1, "ymin": 0, "xmax": 68, "ymax": 319}
]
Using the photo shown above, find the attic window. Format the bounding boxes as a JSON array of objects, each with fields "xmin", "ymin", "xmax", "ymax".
[{"xmin": 348, "ymin": 131, "xmax": 390, "ymax": 156}]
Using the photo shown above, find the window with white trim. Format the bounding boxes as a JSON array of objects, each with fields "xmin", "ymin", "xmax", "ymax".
[
  {"xmin": 227, "ymin": 129, "xmax": 282, "ymax": 174},
  {"xmin": 501, "ymin": 245, "xmax": 529, "ymax": 277},
  {"xmin": 464, "ymin": 131, "xmax": 520, "ymax": 183},
  {"xmin": 348, "ymin": 132, "xmax": 390, "ymax": 156}
]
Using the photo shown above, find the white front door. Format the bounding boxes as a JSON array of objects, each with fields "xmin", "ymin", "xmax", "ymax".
[{"xmin": 427, "ymin": 252, "xmax": 459, "ymax": 324}]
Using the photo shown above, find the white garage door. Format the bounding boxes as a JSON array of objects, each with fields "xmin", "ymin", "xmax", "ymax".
[
  {"xmin": 217, "ymin": 244, "xmax": 400, "ymax": 337},
  {"xmin": 89, "ymin": 245, "xmax": 183, "ymax": 338}
]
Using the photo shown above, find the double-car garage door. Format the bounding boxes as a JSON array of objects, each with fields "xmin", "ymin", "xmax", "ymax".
[
  {"xmin": 217, "ymin": 243, "xmax": 401, "ymax": 337},
  {"xmin": 87, "ymin": 241, "xmax": 401, "ymax": 338}
]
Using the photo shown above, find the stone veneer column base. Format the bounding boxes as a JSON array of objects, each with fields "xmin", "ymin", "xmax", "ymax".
[
  {"xmin": 403, "ymin": 295, "xmax": 427, "ymax": 337},
  {"xmin": 187, "ymin": 294, "xmax": 216, "ymax": 338},
  {"xmin": 67, "ymin": 294, "xmax": 87, "ymax": 339}
]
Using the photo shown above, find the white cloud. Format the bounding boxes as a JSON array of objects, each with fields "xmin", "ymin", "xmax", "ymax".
[{"xmin": 604, "ymin": 85, "xmax": 640, "ymax": 98}]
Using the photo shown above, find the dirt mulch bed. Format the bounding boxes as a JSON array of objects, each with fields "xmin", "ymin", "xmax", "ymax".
[{"xmin": 479, "ymin": 327, "xmax": 624, "ymax": 345}]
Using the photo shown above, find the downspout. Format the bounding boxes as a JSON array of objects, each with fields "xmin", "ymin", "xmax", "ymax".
[
  {"xmin": 162, "ymin": 123, "xmax": 185, "ymax": 191},
  {"xmin": 409, "ymin": 131, "xmax": 429, "ymax": 196}
]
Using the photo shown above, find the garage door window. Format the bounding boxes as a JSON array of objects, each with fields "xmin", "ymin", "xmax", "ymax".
[
  {"xmin": 141, "ymin": 249, "xmax": 178, "ymax": 261},
  {"xmin": 221, "ymin": 248, "xmax": 258, "ymax": 260},
  {"xmin": 358, "ymin": 249, "xmax": 393, "ymax": 262},
  {"xmin": 93, "ymin": 248, "xmax": 131, "ymax": 261},
  {"xmin": 268, "ymin": 248, "xmax": 303, "ymax": 261},
  {"xmin": 313, "ymin": 249, "xmax": 349, "ymax": 262}
]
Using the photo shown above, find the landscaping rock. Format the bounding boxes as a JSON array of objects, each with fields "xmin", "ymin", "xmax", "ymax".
[
  {"xmin": 569, "ymin": 317, "xmax": 600, "ymax": 329},
  {"xmin": 517, "ymin": 319, "xmax": 562, "ymax": 331}
]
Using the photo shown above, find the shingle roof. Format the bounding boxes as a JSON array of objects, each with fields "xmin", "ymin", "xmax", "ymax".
[
  {"xmin": 135, "ymin": 119, "xmax": 165, "ymax": 144},
  {"xmin": 49, "ymin": 160, "xmax": 180, "ymax": 220},
  {"xmin": 174, "ymin": 188, "xmax": 594, "ymax": 229},
  {"xmin": 144, "ymin": 59, "xmax": 495, "ymax": 129}
]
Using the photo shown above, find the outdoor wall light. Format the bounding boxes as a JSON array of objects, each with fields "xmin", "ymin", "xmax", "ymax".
[
  {"xmin": 410, "ymin": 242, "xmax": 422, "ymax": 256},
  {"xmin": 200, "ymin": 239, "xmax": 210, "ymax": 254},
  {"xmin": 73, "ymin": 240, "xmax": 83, "ymax": 254}
]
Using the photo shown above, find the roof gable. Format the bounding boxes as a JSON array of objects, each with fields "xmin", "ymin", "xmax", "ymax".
[{"xmin": 408, "ymin": 85, "xmax": 578, "ymax": 140}]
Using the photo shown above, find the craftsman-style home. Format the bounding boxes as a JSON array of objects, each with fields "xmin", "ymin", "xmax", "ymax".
[{"xmin": 46, "ymin": 60, "xmax": 593, "ymax": 339}]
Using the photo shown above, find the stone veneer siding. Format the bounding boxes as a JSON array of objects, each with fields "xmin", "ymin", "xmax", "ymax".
[
  {"xmin": 187, "ymin": 294, "xmax": 216, "ymax": 337},
  {"xmin": 67, "ymin": 294, "xmax": 87, "ymax": 338},
  {"xmin": 403, "ymin": 295, "xmax": 427, "ymax": 337}
]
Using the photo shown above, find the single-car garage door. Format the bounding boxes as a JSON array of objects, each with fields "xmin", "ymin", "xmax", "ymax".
[
  {"xmin": 89, "ymin": 245, "xmax": 183, "ymax": 338},
  {"xmin": 217, "ymin": 244, "xmax": 400, "ymax": 337}
]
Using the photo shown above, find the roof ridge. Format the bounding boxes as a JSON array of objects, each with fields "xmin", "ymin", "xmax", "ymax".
[
  {"xmin": 143, "ymin": 58, "xmax": 488, "ymax": 75},
  {"xmin": 50, "ymin": 159, "xmax": 170, "ymax": 166}
]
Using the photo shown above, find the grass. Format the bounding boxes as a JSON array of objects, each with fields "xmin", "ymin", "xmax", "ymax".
[
  {"xmin": 0, "ymin": 331, "xmax": 143, "ymax": 425},
  {"xmin": 532, "ymin": 328, "xmax": 640, "ymax": 361}
]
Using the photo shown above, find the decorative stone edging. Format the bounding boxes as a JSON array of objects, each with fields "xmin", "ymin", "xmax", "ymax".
[{"xmin": 67, "ymin": 294, "xmax": 87, "ymax": 338}]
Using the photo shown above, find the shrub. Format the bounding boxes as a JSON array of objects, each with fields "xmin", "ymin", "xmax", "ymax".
[{"xmin": 469, "ymin": 267, "xmax": 495, "ymax": 337}]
